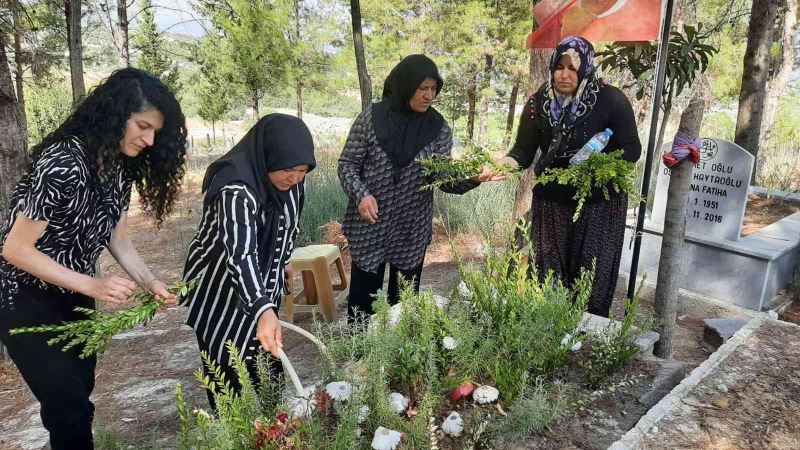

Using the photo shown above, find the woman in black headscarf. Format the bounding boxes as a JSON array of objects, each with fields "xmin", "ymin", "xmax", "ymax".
[
  {"xmin": 339, "ymin": 54, "xmax": 497, "ymax": 322},
  {"xmin": 496, "ymin": 36, "xmax": 641, "ymax": 317},
  {"xmin": 181, "ymin": 114, "xmax": 315, "ymax": 407}
]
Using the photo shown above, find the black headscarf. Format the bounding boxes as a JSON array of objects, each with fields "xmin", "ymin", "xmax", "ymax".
[
  {"xmin": 202, "ymin": 113, "xmax": 316, "ymax": 210},
  {"xmin": 372, "ymin": 54, "xmax": 445, "ymax": 182}
]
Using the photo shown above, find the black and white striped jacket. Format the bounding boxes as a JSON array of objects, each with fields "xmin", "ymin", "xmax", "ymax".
[{"xmin": 181, "ymin": 182, "xmax": 301, "ymax": 365}]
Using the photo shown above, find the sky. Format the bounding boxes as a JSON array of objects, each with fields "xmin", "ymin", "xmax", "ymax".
[{"xmin": 150, "ymin": 0, "xmax": 209, "ymax": 37}]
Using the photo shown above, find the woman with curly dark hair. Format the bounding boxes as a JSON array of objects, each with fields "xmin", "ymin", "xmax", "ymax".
[{"xmin": 0, "ymin": 67, "xmax": 187, "ymax": 449}]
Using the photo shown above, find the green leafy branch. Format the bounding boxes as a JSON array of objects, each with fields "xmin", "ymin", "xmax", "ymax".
[
  {"xmin": 9, "ymin": 279, "xmax": 199, "ymax": 359},
  {"xmin": 418, "ymin": 146, "xmax": 519, "ymax": 190},
  {"xmin": 534, "ymin": 150, "xmax": 638, "ymax": 221}
]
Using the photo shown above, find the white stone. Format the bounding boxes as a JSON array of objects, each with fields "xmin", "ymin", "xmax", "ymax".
[
  {"xmin": 473, "ymin": 385, "xmax": 500, "ymax": 404},
  {"xmin": 387, "ymin": 392, "xmax": 409, "ymax": 414},
  {"xmin": 357, "ymin": 405, "xmax": 370, "ymax": 424},
  {"xmin": 443, "ymin": 336, "xmax": 459, "ymax": 350},
  {"xmin": 289, "ymin": 387, "xmax": 317, "ymax": 418},
  {"xmin": 442, "ymin": 411, "xmax": 464, "ymax": 437},
  {"xmin": 371, "ymin": 426, "xmax": 403, "ymax": 450},
  {"xmin": 457, "ymin": 281, "xmax": 473, "ymax": 299},
  {"xmin": 325, "ymin": 381, "xmax": 352, "ymax": 402}
]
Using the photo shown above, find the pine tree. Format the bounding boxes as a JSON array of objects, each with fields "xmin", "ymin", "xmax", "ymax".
[{"xmin": 133, "ymin": 0, "xmax": 181, "ymax": 95}]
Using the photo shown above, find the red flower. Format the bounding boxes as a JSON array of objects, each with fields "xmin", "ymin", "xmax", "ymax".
[
  {"xmin": 277, "ymin": 411, "xmax": 289, "ymax": 423},
  {"xmin": 450, "ymin": 381, "xmax": 477, "ymax": 402},
  {"xmin": 266, "ymin": 425, "xmax": 283, "ymax": 440},
  {"xmin": 314, "ymin": 388, "xmax": 333, "ymax": 413}
]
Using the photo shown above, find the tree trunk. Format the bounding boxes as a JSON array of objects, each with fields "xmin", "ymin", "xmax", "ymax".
[
  {"xmin": 12, "ymin": 14, "xmax": 26, "ymax": 130},
  {"xmin": 296, "ymin": 82, "xmax": 304, "ymax": 119},
  {"xmin": 65, "ymin": 0, "xmax": 86, "ymax": 104},
  {"xmin": 0, "ymin": 34, "xmax": 29, "ymax": 223},
  {"xmin": 350, "ymin": 0, "xmax": 372, "ymax": 111},
  {"xmin": 0, "ymin": 35, "xmax": 29, "ymax": 353},
  {"xmin": 504, "ymin": 76, "xmax": 521, "ymax": 146},
  {"xmin": 760, "ymin": 0, "xmax": 797, "ymax": 146},
  {"xmin": 117, "ymin": 0, "xmax": 130, "ymax": 67},
  {"xmin": 251, "ymin": 90, "xmax": 260, "ymax": 119},
  {"xmin": 212, "ymin": 121, "xmax": 216, "ymax": 142},
  {"xmin": 478, "ymin": 54, "xmax": 493, "ymax": 145},
  {"xmin": 466, "ymin": 72, "xmax": 477, "ymax": 144},
  {"xmin": 653, "ymin": 91, "xmax": 706, "ymax": 360},
  {"xmin": 734, "ymin": 0, "xmax": 780, "ymax": 184},
  {"xmin": 512, "ymin": 45, "xmax": 549, "ymax": 247},
  {"xmin": 293, "ymin": 0, "xmax": 303, "ymax": 119}
]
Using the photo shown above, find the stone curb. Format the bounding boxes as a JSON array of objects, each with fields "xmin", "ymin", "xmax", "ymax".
[
  {"xmin": 607, "ymin": 313, "xmax": 767, "ymax": 450},
  {"xmin": 637, "ymin": 357, "xmax": 685, "ymax": 410}
]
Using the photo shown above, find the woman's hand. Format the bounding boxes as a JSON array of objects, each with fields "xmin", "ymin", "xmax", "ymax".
[
  {"xmin": 472, "ymin": 166, "xmax": 507, "ymax": 183},
  {"xmin": 256, "ymin": 309, "xmax": 283, "ymax": 357},
  {"xmin": 358, "ymin": 195, "xmax": 379, "ymax": 224},
  {"xmin": 471, "ymin": 156, "xmax": 520, "ymax": 183},
  {"xmin": 85, "ymin": 276, "xmax": 137, "ymax": 306},
  {"xmin": 145, "ymin": 279, "xmax": 178, "ymax": 308}
]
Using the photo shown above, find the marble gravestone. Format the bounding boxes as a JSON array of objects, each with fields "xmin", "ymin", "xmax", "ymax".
[{"xmin": 651, "ymin": 138, "xmax": 754, "ymax": 241}]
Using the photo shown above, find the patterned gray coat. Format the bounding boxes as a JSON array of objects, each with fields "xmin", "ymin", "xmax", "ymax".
[{"xmin": 338, "ymin": 107, "xmax": 478, "ymax": 273}]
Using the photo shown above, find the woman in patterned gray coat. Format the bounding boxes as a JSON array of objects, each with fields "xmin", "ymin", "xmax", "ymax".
[{"xmin": 338, "ymin": 54, "xmax": 498, "ymax": 321}]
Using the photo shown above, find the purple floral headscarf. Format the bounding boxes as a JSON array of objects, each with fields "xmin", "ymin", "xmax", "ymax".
[{"xmin": 543, "ymin": 35, "xmax": 600, "ymax": 129}]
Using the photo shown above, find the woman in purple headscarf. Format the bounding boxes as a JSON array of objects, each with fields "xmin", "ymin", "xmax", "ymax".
[{"xmin": 498, "ymin": 36, "xmax": 641, "ymax": 317}]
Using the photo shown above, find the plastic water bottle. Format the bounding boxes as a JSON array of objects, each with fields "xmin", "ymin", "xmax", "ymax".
[{"xmin": 569, "ymin": 128, "xmax": 613, "ymax": 165}]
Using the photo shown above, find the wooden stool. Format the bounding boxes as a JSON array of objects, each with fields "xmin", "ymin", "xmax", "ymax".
[{"xmin": 284, "ymin": 244, "xmax": 348, "ymax": 323}]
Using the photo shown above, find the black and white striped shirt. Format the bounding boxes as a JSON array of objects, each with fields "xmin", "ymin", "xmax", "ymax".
[
  {"xmin": 181, "ymin": 182, "xmax": 301, "ymax": 364},
  {"xmin": 0, "ymin": 137, "xmax": 132, "ymax": 310}
]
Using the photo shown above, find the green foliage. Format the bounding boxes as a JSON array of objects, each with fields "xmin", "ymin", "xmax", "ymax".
[
  {"xmin": 296, "ymin": 150, "xmax": 347, "ymax": 246},
  {"xmin": 492, "ymin": 379, "xmax": 571, "ymax": 440},
  {"xmin": 193, "ymin": 36, "xmax": 231, "ymax": 129},
  {"xmin": 586, "ymin": 295, "xmax": 653, "ymax": 388},
  {"xmin": 534, "ymin": 150, "xmax": 639, "ymax": 221},
  {"xmin": 200, "ymin": 0, "xmax": 293, "ymax": 115},
  {"xmin": 458, "ymin": 226, "xmax": 593, "ymax": 401},
  {"xmin": 418, "ymin": 146, "xmax": 519, "ymax": 190},
  {"xmin": 24, "ymin": 80, "xmax": 72, "ymax": 146},
  {"xmin": 9, "ymin": 279, "xmax": 198, "ymax": 358},
  {"xmin": 433, "ymin": 179, "xmax": 516, "ymax": 240},
  {"xmin": 701, "ymin": 111, "xmax": 736, "ymax": 141},
  {"xmin": 597, "ymin": 24, "xmax": 718, "ymax": 104},
  {"xmin": 133, "ymin": 0, "xmax": 181, "ymax": 94}
]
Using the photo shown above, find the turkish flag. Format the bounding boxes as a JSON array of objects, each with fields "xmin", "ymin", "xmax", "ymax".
[{"xmin": 527, "ymin": 0, "xmax": 663, "ymax": 49}]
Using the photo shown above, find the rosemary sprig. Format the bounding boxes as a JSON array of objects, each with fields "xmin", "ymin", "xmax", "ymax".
[
  {"xmin": 10, "ymin": 279, "xmax": 199, "ymax": 358},
  {"xmin": 418, "ymin": 146, "xmax": 519, "ymax": 190},
  {"xmin": 534, "ymin": 150, "xmax": 639, "ymax": 221}
]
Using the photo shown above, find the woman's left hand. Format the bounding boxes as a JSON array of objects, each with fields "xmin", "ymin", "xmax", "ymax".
[
  {"xmin": 146, "ymin": 279, "xmax": 178, "ymax": 308},
  {"xmin": 471, "ymin": 165, "xmax": 509, "ymax": 183}
]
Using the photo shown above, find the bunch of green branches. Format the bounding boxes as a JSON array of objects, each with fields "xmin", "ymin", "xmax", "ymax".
[
  {"xmin": 534, "ymin": 150, "xmax": 639, "ymax": 221},
  {"xmin": 10, "ymin": 279, "xmax": 198, "ymax": 359},
  {"xmin": 418, "ymin": 146, "xmax": 519, "ymax": 190}
]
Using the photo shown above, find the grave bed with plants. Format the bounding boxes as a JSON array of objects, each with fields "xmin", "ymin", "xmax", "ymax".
[{"xmin": 174, "ymin": 242, "xmax": 664, "ymax": 450}]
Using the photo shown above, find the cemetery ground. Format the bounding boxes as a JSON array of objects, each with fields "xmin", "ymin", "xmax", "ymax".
[{"xmin": 0, "ymin": 162, "xmax": 799, "ymax": 449}]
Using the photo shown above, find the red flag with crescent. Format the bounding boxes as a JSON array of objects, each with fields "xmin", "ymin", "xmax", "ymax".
[{"xmin": 527, "ymin": 0, "xmax": 663, "ymax": 49}]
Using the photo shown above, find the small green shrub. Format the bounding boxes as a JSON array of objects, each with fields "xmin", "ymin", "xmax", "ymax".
[{"xmin": 586, "ymin": 295, "xmax": 653, "ymax": 388}]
